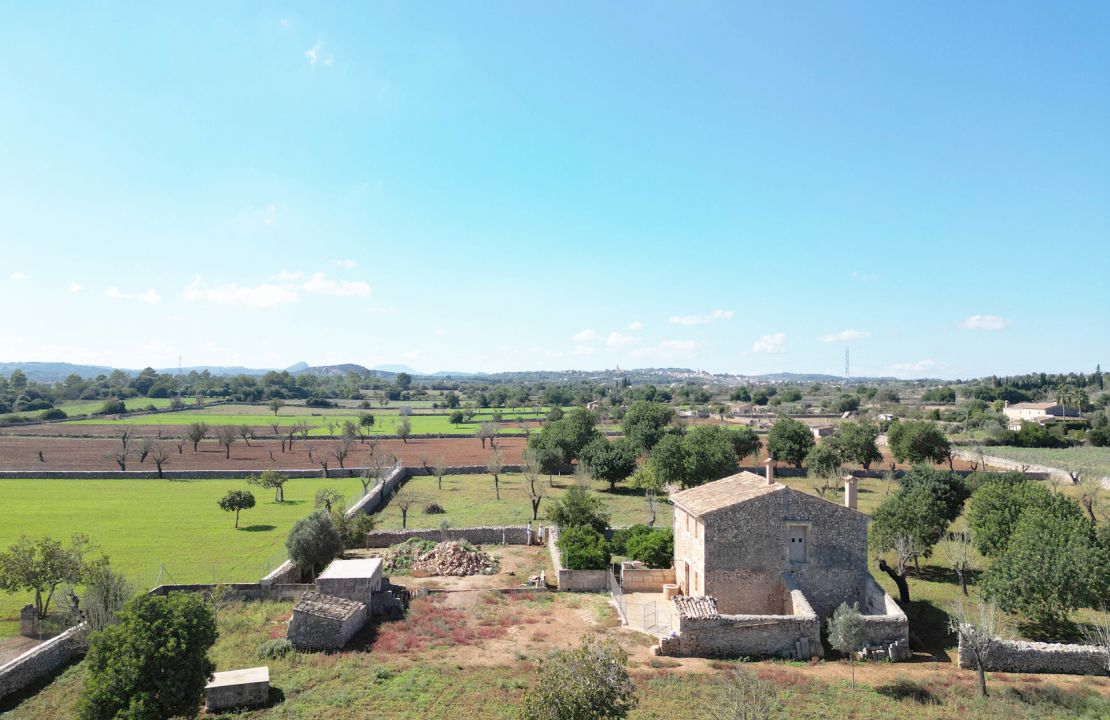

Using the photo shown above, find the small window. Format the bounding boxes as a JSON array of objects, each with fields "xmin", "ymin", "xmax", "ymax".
[{"xmin": 694, "ymin": 520, "xmax": 699, "ymax": 539}]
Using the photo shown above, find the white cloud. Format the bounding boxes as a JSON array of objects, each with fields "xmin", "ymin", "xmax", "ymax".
[
  {"xmin": 573, "ymin": 345, "xmax": 597, "ymax": 356},
  {"xmin": 105, "ymin": 287, "xmax": 160, "ymax": 305},
  {"xmin": 364, "ymin": 305, "xmax": 396, "ymax": 315},
  {"xmin": 669, "ymin": 309, "xmax": 734, "ymax": 326},
  {"xmin": 67, "ymin": 282, "xmax": 84, "ymax": 294},
  {"xmin": 270, "ymin": 270, "xmax": 302, "ymax": 282},
  {"xmin": 183, "ymin": 277, "xmax": 298, "ymax": 308},
  {"xmin": 402, "ymin": 350, "xmax": 421, "ymax": 361},
  {"xmin": 890, "ymin": 359, "xmax": 939, "ymax": 373},
  {"xmin": 435, "ymin": 328, "xmax": 446, "ymax": 336},
  {"xmin": 627, "ymin": 321, "xmax": 644, "ymax": 331},
  {"xmin": 631, "ymin": 339, "xmax": 698, "ymax": 361},
  {"xmin": 9, "ymin": 271, "xmax": 27, "ymax": 281},
  {"xmin": 334, "ymin": 259, "xmax": 357, "ymax": 269},
  {"xmin": 302, "ymin": 272, "xmax": 371, "ymax": 298},
  {"xmin": 305, "ymin": 40, "xmax": 333, "ymax": 66},
  {"xmin": 959, "ymin": 314, "xmax": 1009, "ymax": 331},
  {"xmin": 572, "ymin": 329, "xmax": 600, "ymax": 343},
  {"xmin": 606, "ymin": 331, "xmax": 638, "ymax": 348},
  {"xmin": 752, "ymin": 332, "xmax": 786, "ymax": 354},
  {"xmin": 820, "ymin": 329, "xmax": 870, "ymax": 343}
]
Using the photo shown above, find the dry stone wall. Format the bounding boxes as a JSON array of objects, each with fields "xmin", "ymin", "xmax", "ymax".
[
  {"xmin": 547, "ymin": 527, "xmax": 608, "ymax": 591},
  {"xmin": 0, "ymin": 625, "xmax": 85, "ymax": 702},
  {"xmin": 959, "ymin": 636, "xmax": 1109, "ymax": 676},
  {"xmin": 365, "ymin": 525, "xmax": 532, "ymax": 548}
]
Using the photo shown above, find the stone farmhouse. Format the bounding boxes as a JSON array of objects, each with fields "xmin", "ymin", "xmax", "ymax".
[
  {"xmin": 1003, "ymin": 401, "xmax": 1080, "ymax": 428},
  {"xmin": 657, "ymin": 465, "xmax": 908, "ymax": 659}
]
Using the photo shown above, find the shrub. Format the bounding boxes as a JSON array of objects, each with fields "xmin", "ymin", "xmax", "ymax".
[
  {"xmin": 423, "ymin": 502, "xmax": 446, "ymax": 515},
  {"xmin": 257, "ymin": 638, "xmax": 294, "ymax": 660},
  {"xmin": 305, "ymin": 397, "xmax": 336, "ymax": 408},
  {"xmin": 545, "ymin": 485, "xmax": 610, "ymax": 533},
  {"xmin": 610, "ymin": 524, "xmax": 654, "ymax": 555},
  {"xmin": 285, "ymin": 511, "xmax": 342, "ymax": 578},
  {"xmin": 95, "ymin": 398, "xmax": 127, "ymax": 415},
  {"xmin": 332, "ymin": 510, "xmax": 375, "ymax": 550},
  {"xmin": 40, "ymin": 408, "xmax": 68, "ymax": 420},
  {"xmin": 625, "ymin": 528, "xmax": 673, "ymax": 568},
  {"xmin": 557, "ymin": 526, "xmax": 610, "ymax": 570}
]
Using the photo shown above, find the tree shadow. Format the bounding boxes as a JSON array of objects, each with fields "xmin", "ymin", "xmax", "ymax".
[
  {"xmin": 1016, "ymin": 617, "xmax": 1082, "ymax": 643},
  {"xmin": 914, "ymin": 565, "xmax": 983, "ymax": 588},
  {"xmin": 902, "ymin": 600, "xmax": 955, "ymax": 660},
  {"xmin": 875, "ymin": 679, "xmax": 941, "ymax": 705},
  {"xmin": 238, "ymin": 524, "xmax": 277, "ymax": 533}
]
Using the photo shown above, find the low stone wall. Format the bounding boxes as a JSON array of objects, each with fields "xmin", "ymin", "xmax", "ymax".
[
  {"xmin": 365, "ymin": 525, "xmax": 533, "ymax": 548},
  {"xmin": 661, "ymin": 614, "xmax": 820, "ymax": 659},
  {"xmin": 621, "ymin": 565, "xmax": 675, "ymax": 593},
  {"xmin": 147, "ymin": 583, "xmax": 313, "ymax": 603},
  {"xmin": 958, "ymin": 636, "xmax": 1109, "ymax": 675},
  {"xmin": 0, "ymin": 468, "xmax": 369, "ymax": 480},
  {"xmin": 859, "ymin": 575, "xmax": 910, "ymax": 647},
  {"xmin": 0, "ymin": 624, "xmax": 85, "ymax": 702},
  {"xmin": 547, "ymin": 527, "xmax": 609, "ymax": 592},
  {"xmin": 260, "ymin": 559, "xmax": 301, "ymax": 586},
  {"xmin": 346, "ymin": 464, "xmax": 405, "ymax": 516}
]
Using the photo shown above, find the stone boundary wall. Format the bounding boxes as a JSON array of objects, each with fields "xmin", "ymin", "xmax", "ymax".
[
  {"xmin": 858, "ymin": 575, "xmax": 910, "ymax": 647},
  {"xmin": 0, "ymin": 624, "xmax": 85, "ymax": 702},
  {"xmin": 958, "ymin": 635, "xmax": 1109, "ymax": 675},
  {"xmin": 952, "ymin": 449, "xmax": 1110, "ymax": 490},
  {"xmin": 365, "ymin": 525, "xmax": 532, "ymax": 548},
  {"xmin": 547, "ymin": 527, "xmax": 608, "ymax": 592},
  {"xmin": 621, "ymin": 566, "xmax": 676, "ymax": 593},
  {"xmin": 147, "ymin": 583, "xmax": 313, "ymax": 603},
  {"xmin": 0, "ymin": 468, "xmax": 369, "ymax": 480},
  {"xmin": 346, "ymin": 463, "xmax": 406, "ymax": 516}
]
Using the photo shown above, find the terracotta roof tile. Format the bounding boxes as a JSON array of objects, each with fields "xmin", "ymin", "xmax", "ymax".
[{"xmin": 669, "ymin": 471, "xmax": 782, "ymax": 517}]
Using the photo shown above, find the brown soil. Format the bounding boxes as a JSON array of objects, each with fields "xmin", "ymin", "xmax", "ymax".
[
  {"xmin": 0, "ymin": 635, "xmax": 41, "ymax": 665},
  {"xmin": 0, "ymin": 436, "xmax": 526, "ymax": 472}
]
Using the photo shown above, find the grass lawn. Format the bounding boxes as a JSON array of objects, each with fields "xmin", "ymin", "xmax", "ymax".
[
  {"xmin": 372, "ymin": 473, "xmax": 671, "ymax": 530},
  {"xmin": 0, "ymin": 475, "xmax": 371, "ymax": 638},
  {"xmin": 976, "ymin": 446, "xmax": 1110, "ymax": 478},
  {"xmin": 7, "ymin": 595, "xmax": 1109, "ymax": 719}
]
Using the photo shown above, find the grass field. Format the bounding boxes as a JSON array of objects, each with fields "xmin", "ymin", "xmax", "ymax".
[
  {"xmin": 0, "ymin": 475, "xmax": 371, "ymax": 638},
  {"xmin": 374, "ymin": 473, "xmax": 670, "ymax": 530},
  {"xmin": 977, "ymin": 445, "xmax": 1110, "ymax": 478},
  {"xmin": 62, "ymin": 408, "xmax": 553, "ymax": 436},
  {"xmin": 49, "ymin": 397, "xmax": 178, "ymax": 417},
  {"xmin": 7, "ymin": 595, "xmax": 1109, "ymax": 719}
]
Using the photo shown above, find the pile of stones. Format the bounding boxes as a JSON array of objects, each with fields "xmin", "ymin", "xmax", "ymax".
[{"xmin": 411, "ymin": 541, "xmax": 498, "ymax": 576}]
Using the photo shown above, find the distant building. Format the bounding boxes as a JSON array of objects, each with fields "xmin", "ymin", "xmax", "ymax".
[
  {"xmin": 1003, "ymin": 402, "xmax": 1079, "ymax": 424},
  {"xmin": 810, "ymin": 425, "xmax": 836, "ymax": 439}
]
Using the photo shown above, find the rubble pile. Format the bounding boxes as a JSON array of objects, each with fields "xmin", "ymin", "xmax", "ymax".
[{"xmin": 412, "ymin": 541, "xmax": 498, "ymax": 576}]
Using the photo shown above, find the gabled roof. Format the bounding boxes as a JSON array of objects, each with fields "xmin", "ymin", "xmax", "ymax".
[
  {"xmin": 1008, "ymin": 402, "xmax": 1058, "ymax": 410},
  {"xmin": 670, "ymin": 471, "xmax": 783, "ymax": 518},
  {"xmin": 293, "ymin": 591, "xmax": 364, "ymax": 621}
]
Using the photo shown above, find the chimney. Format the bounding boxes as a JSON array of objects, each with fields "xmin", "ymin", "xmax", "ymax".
[
  {"xmin": 843, "ymin": 475, "xmax": 857, "ymax": 510},
  {"xmin": 765, "ymin": 458, "xmax": 775, "ymax": 485}
]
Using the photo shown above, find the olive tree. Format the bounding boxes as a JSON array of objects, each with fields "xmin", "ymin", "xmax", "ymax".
[
  {"xmin": 827, "ymin": 602, "xmax": 866, "ymax": 688},
  {"xmin": 217, "ymin": 489, "xmax": 255, "ymax": 528},
  {"xmin": 517, "ymin": 638, "xmax": 636, "ymax": 720}
]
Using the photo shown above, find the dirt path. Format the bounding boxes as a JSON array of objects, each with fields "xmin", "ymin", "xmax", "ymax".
[{"xmin": 0, "ymin": 636, "xmax": 41, "ymax": 666}]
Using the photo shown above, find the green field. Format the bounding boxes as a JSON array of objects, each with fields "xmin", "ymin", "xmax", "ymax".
[
  {"xmin": 976, "ymin": 445, "xmax": 1110, "ymax": 478},
  {"xmin": 48, "ymin": 397, "xmax": 178, "ymax": 417},
  {"xmin": 0, "ymin": 476, "xmax": 372, "ymax": 637},
  {"xmin": 62, "ymin": 405, "xmax": 558, "ymax": 436},
  {"xmin": 374, "ymin": 473, "xmax": 670, "ymax": 530}
]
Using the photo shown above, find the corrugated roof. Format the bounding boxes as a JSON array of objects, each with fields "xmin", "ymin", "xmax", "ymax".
[
  {"xmin": 674, "ymin": 595, "xmax": 720, "ymax": 620},
  {"xmin": 670, "ymin": 471, "xmax": 782, "ymax": 517},
  {"xmin": 293, "ymin": 591, "xmax": 364, "ymax": 621}
]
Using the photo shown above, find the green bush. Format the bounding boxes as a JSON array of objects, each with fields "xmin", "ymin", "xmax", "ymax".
[
  {"xmin": 610, "ymin": 524, "xmax": 654, "ymax": 555},
  {"xmin": 558, "ymin": 526, "xmax": 610, "ymax": 570},
  {"xmin": 95, "ymin": 398, "xmax": 127, "ymax": 415},
  {"xmin": 40, "ymin": 408, "xmax": 68, "ymax": 420},
  {"xmin": 545, "ymin": 485, "xmax": 610, "ymax": 533},
  {"xmin": 625, "ymin": 528, "xmax": 673, "ymax": 568}
]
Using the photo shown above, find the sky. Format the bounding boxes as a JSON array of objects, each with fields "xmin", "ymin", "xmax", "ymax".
[{"xmin": 1, "ymin": 2, "xmax": 1108, "ymax": 380}]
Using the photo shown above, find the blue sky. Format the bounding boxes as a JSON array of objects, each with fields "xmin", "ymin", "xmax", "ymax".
[{"xmin": 1, "ymin": 2, "xmax": 1107, "ymax": 379}]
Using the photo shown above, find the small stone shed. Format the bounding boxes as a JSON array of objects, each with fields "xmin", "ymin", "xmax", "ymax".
[
  {"xmin": 317, "ymin": 557, "xmax": 383, "ymax": 606},
  {"xmin": 287, "ymin": 592, "xmax": 367, "ymax": 651},
  {"xmin": 205, "ymin": 666, "xmax": 270, "ymax": 712}
]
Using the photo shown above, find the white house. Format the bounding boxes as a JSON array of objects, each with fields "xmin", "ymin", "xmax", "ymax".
[{"xmin": 1003, "ymin": 402, "xmax": 1079, "ymax": 425}]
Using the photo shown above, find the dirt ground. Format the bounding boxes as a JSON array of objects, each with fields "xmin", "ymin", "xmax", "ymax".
[
  {"xmin": 0, "ymin": 436, "xmax": 526, "ymax": 472},
  {"xmin": 350, "ymin": 544, "xmax": 552, "ymax": 592},
  {"xmin": 0, "ymin": 635, "xmax": 41, "ymax": 666}
]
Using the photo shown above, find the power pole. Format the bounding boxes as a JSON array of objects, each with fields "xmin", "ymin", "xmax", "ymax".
[{"xmin": 844, "ymin": 348, "xmax": 850, "ymax": 387}]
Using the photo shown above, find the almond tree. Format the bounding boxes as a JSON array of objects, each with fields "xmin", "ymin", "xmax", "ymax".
[
  {"xmin": 151, "ymin": 444, "xmax": 170, "ymax": 478},
  {"xmin": 217, "ymin": 425, "xmax": 237, "ymax": 459},
  {"xmin": 434, "ymin": 457, "xmax": 449, "ymax": 491},
  {"xmin": 949, "ymin": 599, "xmax": 1001, "ymax": 697},
  {"xmin": 487, "ymin": 447, "xmax": 504, "ymax": 500},
  {"xmin": 396, "ymin": 416, "xmax": 412, "ymax": 444},
  {"xmin": 333, "ymin": 436, "xmax": 353, "ymax": 469},
  {"xmin": 187, "ymin": 422, "xmax": 209, "ymax": 452},
  {"xmin": 522, "ymin": 449, "xmax": 545, "ymax": 521}
]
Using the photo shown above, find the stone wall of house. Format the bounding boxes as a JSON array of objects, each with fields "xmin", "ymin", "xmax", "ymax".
[
  {"xmin": 547, "ymin": 527, "xmax": 608, "ymax": 592},
  {"xmin": 0, "ymin": 625, "xmax": 85, "ymax": 702},
  {"xmin": 365, "ymin": 525, "xmax": 533, "ymax": 548},
  {"xmin": 317, "ymin": 576, "xmax": 380, "ymax": 606},
  {"xmin": 620, "ymin": 566, "xmax": 675, "ymax": 593},
  {"xmin": 673, "ymin": 505, "xmax": 705, "ymax": 596},
  {"xmin": 659, "ymin": 614, "xmax": 821, "ymax": 659},
  {"xmin": 287, "ymin": 606, "xmax": 367, "ymax": 651},
  {"xmin": 699, "ymin": 489, "xmax": 869, "ymax": 618},
  {"xmin": 958, "ymin": 636, "xmax": 1109, "ymax": 675}
]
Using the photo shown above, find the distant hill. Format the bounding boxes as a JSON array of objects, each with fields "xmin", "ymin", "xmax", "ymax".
[
  {"xmin": 372, "ymin": 364, "xmax": 422, "ymax": 375},
  {"xmin": 0, "ymin": 361, "xmax": 119, "ymax": 382},
  {"xmin": 296, "ymin": 363, "xmax": 397, "ymax": 379},
  {"xmin": 284, "ymin": 361, "xmax": 310, "ymax": 373}
]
